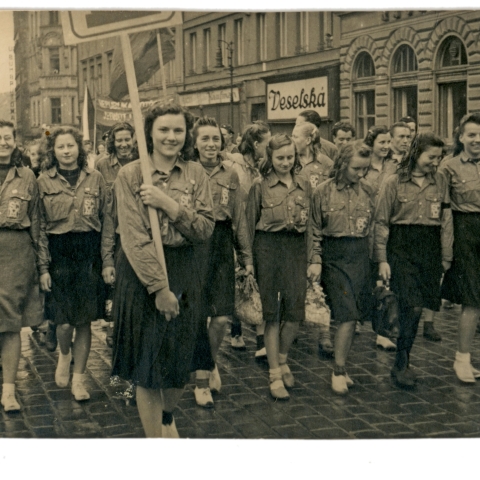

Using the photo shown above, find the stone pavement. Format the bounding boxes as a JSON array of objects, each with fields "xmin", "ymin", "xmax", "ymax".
[{"xmin": 2, "ymin": 304, "xmax": 480, "ymax": 439}]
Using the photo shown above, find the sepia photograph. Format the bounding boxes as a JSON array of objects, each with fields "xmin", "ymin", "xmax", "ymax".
[{"xmin": 1, "ymin": 6, "xmax": 480, "ymax": 459}]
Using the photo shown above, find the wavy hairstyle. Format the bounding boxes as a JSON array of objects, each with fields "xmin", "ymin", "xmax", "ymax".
[
  {"xmin": 298, "ymin": 110, "xmax": 321, "ymax": 129},
  {"xmin": 398, "ymin": 132, "xmax": 445, "ymax": 180},
  {"xmin": 106, "ymin": 122, "xmax": 135, "ymax": 155},
  {"xmin": 192, "ymin": 116, "xmax": 225, "ymax": 161},
  {"xmin": 330, "ymin": 140, "xmax": 372, "ymax": 183},
  {"xmin": 238, "ymin": 122, "xmax": 270, "ymax": 161},
  {"xmin": 41, "ymin": 126, "xmax": 87, "ymax": 171},
  {"xmin": 364, "ymin": 125, "xmax": 390, "ymax": 148},
  {"xmin": 259, "ymin": 134, "xmax": 302, "ymax": 178},
  {"xmin": 293, "ymin": 121, "xmax": 322, "ymax": 157},
  {"xmin": 144, "ymin": 101, "xmax": 194, "ymax": 160},
  {"xmin": 452, "ymin": 112, "xmax": 480, "ymax": 156},
  {"xmin": 332, "ymin": 121, "xmax": 356, "ymax": 139}
]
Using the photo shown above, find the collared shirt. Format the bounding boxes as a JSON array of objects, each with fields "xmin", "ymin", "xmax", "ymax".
[
  {"xmin": 37, "ymin": 165, "xmax": 109, "ymax": 274},
  {"xmin": 298, "ymin": 152, "xmax": 334, "ymax": 190},
  {"xmin": 439, "ymin": 151, "xmax": 480, "ymax": 213},
  {"xmin": 373, "ymin": 172, "xmax": 453, "ymax": 263},
  {"xmin": 96, "ymin": 154, "xmax": 122, "ymax": 190},
  {"xmin": 310, "ymin": 178, "xmax": 375, "ymax": 264},
  {"xmin": 364, "ymin": 160, "xmax": 398, "ymax": 198},
  {"xmin": 223, "ymin": 153, "xmax": 260, "ymax": 197},
  {"xmin": 114, "ymin": 158, "xmax": 215, "ymax": 294},
  {"xmin": 246, "ymin": 172, "xmax": 311, "ymax": 235},
  {"xmin": 0, "ymin": 165, "xmax": 40, "ymax": 248},
  {"xmin": 319, "ymin": 138, "xmax": 338, "ymax": 162},
  {"xmin": 203, "ymin": 161, "xmax": 253, "ymax": 266}
]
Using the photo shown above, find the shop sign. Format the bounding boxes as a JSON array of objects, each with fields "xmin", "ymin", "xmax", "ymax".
[
  {"xmin": 267, "ymin": 77, "xmax": 328, "ymax": 121},
  {"xmin": 179, "ymin": 88, "xmax": 240, "ymax": 108}
]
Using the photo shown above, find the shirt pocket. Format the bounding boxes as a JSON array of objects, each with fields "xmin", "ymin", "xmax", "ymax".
[
  {"xmin": 321, "ymin": 202, "xmax": 346, "ymax": 233},
  {"xmin": 425, "ymin": 193, "xmax": 442, "ymax": 220},
  {"xmin": 293, "ymin": 195, "xmax": 309, "ymax": 226},
  {"xmin": 42, "ymin": 188, "xmax": 72, "ymax": 222},
  {"xmin": 353, "ymin": 203, "xmax": 372, "ymax": 235},
  {"xmin": 455, "ymin": 176, "xmax": 480, "ymax": 205},
  {"xmin": 5, "ymin": 191, "xmax": 31, "ymax": 224},
  {"xmin": 261, "ymin": 193, "xmax": 286, "ymax": 226},
  {"xmin": 169, "ymin": 181, "xmax": 195, "ymax": 208},
  {"xmin": 82, "ymin": 188, "xmax": 99, "ymax": 217},
  {"xmin": 214, "ymin": 177, "xmax": 237, "ymax": 210},
  {"xmin": 396, "ymin": 193, "xmax": 417, "ymax": 219}
]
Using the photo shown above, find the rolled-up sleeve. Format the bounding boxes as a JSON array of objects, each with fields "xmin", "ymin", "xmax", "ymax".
[
  {"xmin": 171, "ymin": 166, "xmax": 215, "ymax": 244},
  {"xmin": 115, "ymin": 168, "xmax": 168, "ymax": 294}
]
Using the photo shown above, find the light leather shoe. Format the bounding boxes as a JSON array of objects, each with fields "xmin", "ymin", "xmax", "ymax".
[
  {"xmin": 1, "ymin": 393, "xmax": 20, "ymax": 412},
  {"xmin": 376, "ymin": 335, "xmax": 396, "ymax": 351},
  {"xmin": 331, "ymin": 373, "xmax": 348, "ymax": 395},
  {"xmin": 454, "ymin": 360, "xmax": 475, "ymax": 383},
  {"xmin": 280, "ymin": 364, "xmax": 295, "ymax": 389},
  {"xmin": 194, "ymin": 387, "xmax": 214, "ymax": 408},
  {"xmin": 209, "ymin": 365, "xmax": 221, "ymax": 393},
  {"xmin": 269, "ymin": 379, "xmax": 289, "ymax": 400},
  {"xmin": 255, "ymin": 347, "xmax": 267, "ymax": 360},
  {"xmin": 231, "ymin": 335, "xmax": 246, "ymax": 350},
  {"xmin": 55, "ymin": 352, "xmax": 72, "ymax": 388},
  {"xmin": 345, "ymin": 373, "xmax": 354, "ymax": 387},
  {"xmin": 72, "ymin": 381, "xmax": 90, "ymax": 401},
  {"xmin": 471, "ymin": 366, "xmax": 480, "ymax": 379}
]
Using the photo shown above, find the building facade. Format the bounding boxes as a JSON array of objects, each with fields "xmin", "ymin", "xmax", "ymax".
[
  {"xmin": 14, "ymin": 11, "xmax": 79, "ymax": 143},
  {"xmin": 338, "ymin": 10, "xmax": 480, "ymax": 141}
]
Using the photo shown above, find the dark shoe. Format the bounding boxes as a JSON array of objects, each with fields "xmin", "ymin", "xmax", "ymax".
[
  {"xmin": 391, "ymin": 366, "xmax": 416, "ymax": 389},
  {"xmin": 423, "ymin": 322, "xmax": 442, "ymax": 342},
  {"xmin": 45, "ymin": 322, "xmax": 58, "ymax": 352}
]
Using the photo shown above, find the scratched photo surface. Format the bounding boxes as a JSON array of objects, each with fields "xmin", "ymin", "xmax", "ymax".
[{"xmin": 1, "ymin": 9, "xmax": 480, "ymax": 443}]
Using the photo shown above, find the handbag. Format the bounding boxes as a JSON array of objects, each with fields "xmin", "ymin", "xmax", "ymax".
[
  {"xmin": 304, "ymin": 281, "xmax": 331, "ymax": 327},
  {"xmin": 372, "ymin": 280, "xmax": 400, "ymax": 339},
  {"xmin": 234, "ymin": 268, "xmax": 263, "ymax": 326}
]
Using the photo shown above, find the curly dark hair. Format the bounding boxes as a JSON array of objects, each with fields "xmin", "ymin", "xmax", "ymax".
[
  {"xmin": 0, "ymin": 120, "xmax": 22, "ymax": 167},
  {"xmin": 144, "ymin": 101, "xmax": 194, "ymax": 160},
  {"xmin": 330, "ymin": 140, "xmax": 372, "ymax": 183},
  {"xmin": 106, "ymin": 122, "xmax": 135, "ymax": 155},
  {"xmin": 259, "ymin": 134, "xmax": 302, "ymax": 178},
  {"xmin": 364, "ymin": 125, "xmax": 389, "ymax": 148},
  {"xmin": 332, "ymin": 121, "xmax": 356, "ymax": 139},
  {"xmin": 452, "ymin": 112, "xmax": 480, "ymax": 156},
  {"xmin": 191, "ymin": 117, "xmax": 225, "ymax": 162},
  {"xmin": 238, "ymin": 123, "xmax": 270, "ymax": 161},
  {"xmin": 41, "ymin": 126, "xmax": 87, "ymax": 170},
  {"xmin": 398, "ymin": 132, "xmax": 445, "ymax": 180}
]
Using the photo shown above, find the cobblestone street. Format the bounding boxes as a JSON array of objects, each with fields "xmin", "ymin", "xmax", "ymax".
[{"xmin": 1, "ymin": 304, "xmax": 480, "ymax": 439}]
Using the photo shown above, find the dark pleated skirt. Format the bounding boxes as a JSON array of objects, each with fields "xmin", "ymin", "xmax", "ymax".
[
  {"xmin": 321, "ymin": 236, "xmax": 371, "ymax": 324},
  {"xmin": 112, "ymin": 242, "xmax": 203, "ymax": 389},
  {"xmin": 49, "ymin": 231, "xmax": 103, "ymax": 326},
  {"xmin": 191, "ymin": 221, "xmax": 234, "ymax": 372},
  {"xmin": 0, "ymin": 229, "xmax": 43, "ymax": 332},
  {"xmin": 442, "ymin": 211, "xmax": 480, "ymax": 307},
  {"xmin": 254, "ymin": 230, "xmax": 307, "ymax": 324},
  {"xmin": 388, "ymin": 224, "xmax": 443, "ymax": 310}
]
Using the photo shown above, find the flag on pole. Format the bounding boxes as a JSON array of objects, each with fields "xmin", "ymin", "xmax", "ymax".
[{"xmin": 109, "ymin": 28, "xmax": 175, "ymax": 101}]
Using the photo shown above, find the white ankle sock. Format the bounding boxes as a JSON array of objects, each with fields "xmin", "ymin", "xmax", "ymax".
[
  {"xmin": 456, "ymin": 351, "xmax": 471, "ymax": 363},
  {"xmin": 72, "ymin": 373, "xmax": 85, "ymax": 384},
  {"xmin": 2, "ymin": 383, "xmax": 15, "ymax": 396},
  {"xmin": 269, "ymin": 367, "xmax": 282, "ymax": 382}
]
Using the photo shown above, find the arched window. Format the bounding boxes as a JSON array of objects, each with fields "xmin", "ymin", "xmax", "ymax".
[
  {"xmin": 436, "ymin": 36, "xmax": 467, "ymax": 141},
  {"xmin": 353, "ymin": 52, "xmax": 375, "ymax": 138},
  {"xmin": 391, "ymin": 44, "xmax": 418, "ymax": 125}
]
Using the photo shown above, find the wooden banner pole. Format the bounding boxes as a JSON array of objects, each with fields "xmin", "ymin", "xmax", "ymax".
[
  {"xmin": 120, "ymin": 32, "xmax": 169, "ymax": 288},
  {"xmin": 156, "ymin": 30, "xmax": 168, "ymax": 101}
]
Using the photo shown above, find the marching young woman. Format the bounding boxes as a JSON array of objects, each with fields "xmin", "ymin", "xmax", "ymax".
[
  {"xmin": 190, "ymin": 117, "xmax": 253, "ymax": 408},
  {"xmin": 96, "ymin": 122, "xmax": 138, "ymax": 347},
  {"xmin": 363, "ymin": 126, "xmax": 398, "ymax": 351},
  {"xmin": 309, "ymin": 140, "xmax": 373, "ymax": 395},
  {"xmin": 246, "ymin": 134, "xmax": 310, "ymax": 400},
  {"xmin": 224, "ymin": 122, "xmax": 271, "ymax": 356},
  {"xmin": 292, "ymin": 120, "xmax": 335, "ymax": 356},
  {"xmin": 374, "ymin": 133, "xmax": 452, "ymax": 389},
  {"xmin": 37, "ymin": 126, "xmax": 109, "ymax": 401},
  {"xmin": 0, "ymin": 120, "xmax": 43, "ymax": 412},
  {"xmin": 111, "ymin": 102, "xmax": 214, "ymax": 437},
  {"xmin": 440, "ymin": 113, "xmax": 480, "ymax": 383}
]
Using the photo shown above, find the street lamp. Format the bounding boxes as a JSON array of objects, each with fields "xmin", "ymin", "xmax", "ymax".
[{"xmin": 215, "ymin": 40, "xmax": 234, "ymax": 127}]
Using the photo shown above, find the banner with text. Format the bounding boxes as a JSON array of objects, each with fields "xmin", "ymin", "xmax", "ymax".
[
  {"xmin": 96, "ymin": 96, "xmax": 157, "ymax": 127},
  {"xmin": 267, "ymin": 77, "xmax": 328, "ymax": 121}
]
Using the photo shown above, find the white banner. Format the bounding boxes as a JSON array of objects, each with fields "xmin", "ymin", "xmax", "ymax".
[{"xmin": 267, "ymin": 77, "xmax": 328, "ymax": 121}]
